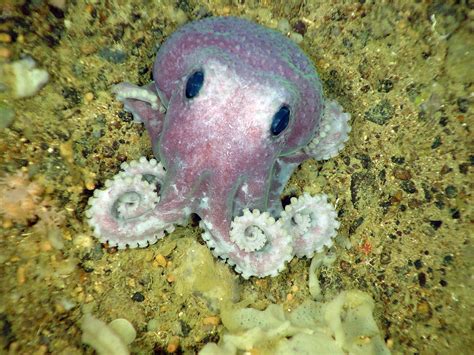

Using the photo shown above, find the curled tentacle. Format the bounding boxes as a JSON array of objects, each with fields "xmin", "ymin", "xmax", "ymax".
[
  {"xmin": 280, "ymin": 193, "xmax": 339, "ymax": 258},
  {"xmin": 201, "ymin": 209, "xmax": 293, "ymax": 279},
  {"xmin": 119, "ymin": 156, "xmax": 166, "ymax": 187},
  {"xmin": 304, "ymin": 100, "xmax": 351, "ymax": 160},
  {"xmin": 85, "ymin": 174, "xmax": 174, "ymax": 249},
  {"xmin": 230, "ymin": 209, "xmax": 272, "ymax": 252}
]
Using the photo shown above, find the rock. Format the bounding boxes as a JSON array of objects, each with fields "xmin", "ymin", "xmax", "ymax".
[
  {"xmin": 2, "ymin": 57, "xmax": 49, "ymax": 98},
  {"xmin": 364, "ymin": 99, "xmax": 394, "ymax": 125},
  {"xmin": 98, "ymin": 48, "xmax": 128, "ymax": 64}
]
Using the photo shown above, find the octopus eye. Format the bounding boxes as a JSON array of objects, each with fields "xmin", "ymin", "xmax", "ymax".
[
  {"xmin": 271, "ymin": 105, "xmax": 290, "ymax": 136},
  {"xmin": 185, "ymin": 70, "xmax": 204, "ymax": 99}
]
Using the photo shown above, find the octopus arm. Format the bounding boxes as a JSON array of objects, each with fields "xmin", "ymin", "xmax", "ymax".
[{"xmin": 305, "ymin": 100, "xmax": 352, "ymax": 160}]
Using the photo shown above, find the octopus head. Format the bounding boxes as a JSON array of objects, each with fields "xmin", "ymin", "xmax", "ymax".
[{"xmin": 157, "ymin": 51, "xmax": 321, "ymax": 184}]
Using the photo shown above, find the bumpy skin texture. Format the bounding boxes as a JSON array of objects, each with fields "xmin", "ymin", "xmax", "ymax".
[{"xmin": 87, "ymin": 17, "xmax": 351, "ymax": 278}]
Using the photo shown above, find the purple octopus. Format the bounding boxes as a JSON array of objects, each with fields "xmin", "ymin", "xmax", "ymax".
[{"xmin": 86, "ymin": 17, "xmax": 351, "ymax": 278}]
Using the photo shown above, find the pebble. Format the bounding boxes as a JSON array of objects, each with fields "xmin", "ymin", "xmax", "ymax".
[
  {"xmin": 393, "ymin": 167, "xmax": 412, "ymax": 180},
  {"xmin": 414, "ymin": 259, "xmax": 423, "ymax": 269},
  {"xmin": 154, "ymin": 254, "xmax": 167, "ymax": 267},
  {"xmin": 84, "ymin": 179, "xmax": 96, "ymax": 191},
  {"xmin": 80, "ymin": 43, "xmax": 97, "ymax": 55},
  {"xmin": 84, "ymin": 92, "xmax": 94, "ymax": 103},
  {"xmin": 167, "ymin": 336, "xmax": 180, "ymax": 353},
  {"xmin": 450, "ymin": 208, "xmax": 460, "ymax": 219},
  {"xmin": 429, "ymin": 220, "xmax": 442, "ymax": 230},
  {"xmin": 418, "ymin": 272, "xmax": 427, "ymax": 287},
  {"xmin": 391, "ymin": 156, "xmax": 405, "ymax": 164},
  {"xmin": 457, "ymin": 97, "xmax": 469, "ymax": 113},
  {"xmin": 364, "ymin": 99, "xmax": 395, "ymax": 125},
  {"xmin": 202, "ymin": 316, "xmax": 220, "ymax": 326},
  {"xmin": 98, "ymin": 47, "xmax": 128, "ymax": 64},
  {"xmin": 443, "ymin": 255, "xmax": 453, "ymax": 265},
  {"xmin": 17, "ymin": 266, "xmax": 26, "ymax": 285},
  {"xmin": 131, "ymin": 292, "xmax": 145, "ymax": 302},
  {"xmin": 0, "ymin": 47, "xmax": 11, "ymax": 59},
  {"xmin": 444, "ymin": 185, "xmax": 457, "ymax": 198},
  {"xmin": 292, "ymin": 20, "xmax": 307, "ymax": 35},
  {"xmin": 0, "ymin": 33, "xmax": 11, "ymax": 43},
  {"xmin": 416, "ymin": 299, "xmax": 433, "ymax": 320},
  {"xmin": 400, "ymin": 180, "xmax": 417, "ymax": 194}
]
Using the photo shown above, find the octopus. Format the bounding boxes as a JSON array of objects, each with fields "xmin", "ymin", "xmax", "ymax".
[{"xmin": 86, "ymin": 17, "xmax": 351, "ymax": 278}]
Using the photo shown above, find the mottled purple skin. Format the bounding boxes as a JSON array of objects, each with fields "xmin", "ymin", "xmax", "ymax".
[{"xmin": 106, "ymin": 16, "xmax": 346, "ymax": 276}]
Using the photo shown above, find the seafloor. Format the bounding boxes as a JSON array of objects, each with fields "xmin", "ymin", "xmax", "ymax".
[{"xmin": 0, "ymin": 0, "xmax": 472, "ymax": 354}]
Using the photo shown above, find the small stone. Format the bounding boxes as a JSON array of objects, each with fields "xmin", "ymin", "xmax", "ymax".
[
  {"xmin": 98, "ymin": 48, "xmax": 128, "ymax": 64},
  {"xmin": 80, "ymin": 43, "xmax": 97, "ymax": 55},
  {"xmin": 340, "ymin": 260, "xmax": 351, "ymax": 271},
  {"xmin": 390, "ymin": 190, "xmax": 403, "ymax": 204},
  {"xmin": 439, "ymin": 116, "xmax": 449, "ymax": 127},
  {"xmin": 131, "ymin": 292, "xmax": 145, "ymax": 302},
  {"xmin": 0, "ymin": 47, "xmax": 11, "ymax": 58},
  {"xmin": 443, "ymin": 255, "xmax": 454, "ymax": 265},
  {"xmin": 167, "ymin": 336, "xmax": 180, "ymax": 353},
  {"xmin": 40, "ymin": 240, "xmax": 53, "ymax": 252},
  {"xmin": 154, "ymin": 254, "xmax": 167, "ymax": 267},
  {"xmin": 444, "ymin": 185, "xmax": 457, "ymax": 198},
  {"xmin": 179, "ymin": 320, "xmax": 191, "ymax": 336},
  {"xmin": 429, "ymin": 220, "xmax": 442, "ymax": 230},
  {"xmin": 457, "ymin": 97, "xmax": 469, "ymax": 113},
  {"xmin": 11, "ymin": 58, "xmax": 49, "ymax": 98},
  {"xmin": 292, "ymin": 20, "xmax": 307, "ymax": 35},
  {"xmin": 400, "ymin": 180, "xmax": 417, "ymax": 194},
  {"xmin": 440, "ymin": 165, "xmax": 451, "ymax": 174},
  {"xmin": 0, "ymin": 33, "xmax": 12, "ymax": 43},
  {"xmin": 202, "ymin": 316, "xmax": 220, "ymax": 326},
  {"xmin": 85, "ymin": 180, "xmax": 96, "ymax": 191},
  {"xmin": 418, "ymin": 272, "xmax": 427, "ymax": 287},
  {"xmin": 364, "ymin": 99, "xmax": 394, "ymax": 125},
  {"xmin": 377, "ymin": 79, "xmax": 393, "ymax": 93},
  {"xmin": 393, "ymin": 167, "xmax": 412, "ymax": 180},
  {"xmin": 459, "ymin": 162, "xmax": 469, "ymax": 174},
  {"xmin": 391, "ymin": 156, "xmax": 405, "ymax": 164},
  {"xmin": 416, "ymin": 299, "xmax": 432, "ymax": 320},
  {"xmin": 450, "ymin": 208, "xmax": 460, "ymax": 219},
  {"xmin": 414, "ymin": 259, "xmax": 423, "ymax": 269},
  {"xmin": 431, "ymin": 136, "xmax": 442, "ymax": 149},
  {"xmin": 84, "ymin": 92, "xmax": 94, "ymax": 103},
  {"xmin": 17, "ymin": 266, "xmax": 26, "ymax": 285},
  {"xmin": 355, "ymin": 153, "xmax": 372, "ymax": 169}
]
